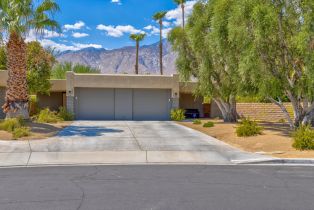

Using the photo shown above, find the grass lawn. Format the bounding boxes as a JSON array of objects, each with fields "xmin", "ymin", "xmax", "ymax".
[
  {"xmin": 0, "ymin": 121, "xmax": 72, "ymax": 141},
  {"xmin": 178, "ymin": 119, "xmax": 314, "ymax": 159}
]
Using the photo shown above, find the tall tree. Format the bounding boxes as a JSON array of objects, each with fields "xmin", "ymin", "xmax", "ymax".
[
  {"xmin": 173, "ymin": 0, "xmax": 186, "ymax": 28},
  {"xmin": 169, "ymin": 0, "xmax": 242, "ymax": 122},
  {"xmin": 0, "ymin": 0, "xmax": 60, "ymax": 119},
  {"xmin": 231, "ymin": 0, "xmax": 314, "ymax": 128},
  {"xmin": 130, "ymin": 33, "xmax": 146, "ymax": 74},
  {"xmin": 153, "ymin": 11, "xmax": 167, "ymax": 75}
]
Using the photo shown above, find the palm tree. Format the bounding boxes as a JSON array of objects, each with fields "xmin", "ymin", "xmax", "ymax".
[
  {"xmin": 130, "ymin": 33, "xmax": 146, "ymax": 74},
  {"xmin": 153, "ymin": 11, "xmax": 167, "ymax": 75},
  {"xmin": 173, "ymin": 0, "xmax": 186, "ymax": 28},
  {"xmin": 0, "ymin": 0, "xmax": 60, "ymax": 119}
]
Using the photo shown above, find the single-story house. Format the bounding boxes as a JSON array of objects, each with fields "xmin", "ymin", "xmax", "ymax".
[{"xmin": 0, "ymin": 70, "xmax": 209, "ymax": 120}]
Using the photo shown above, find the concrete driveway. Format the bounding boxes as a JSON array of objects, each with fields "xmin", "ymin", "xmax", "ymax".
[{"xmin": 0, "ymin": 121, "xmax": 272, "ymax": 166}]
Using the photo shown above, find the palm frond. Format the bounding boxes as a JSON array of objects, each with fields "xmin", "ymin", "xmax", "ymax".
[
  {"xmin": 130, "ymin": 33, "xmax": 146, "ymax": 42},
  {"xmin": 153, "ymin": 11, "xmax": 167, "ymax": 21},
  {"xmin": 0, "ymin": 0, "xmax": 60, "ymax": 36},
  {"xmin": 36, "ymin": 0, "xmax": 60, "ymax": 14}
]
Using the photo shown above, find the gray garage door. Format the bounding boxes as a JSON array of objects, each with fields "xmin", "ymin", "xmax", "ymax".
[
  {"xmin": 75, "ymin": 88, "xmax": 171, "ymax": 120},
  {"xmin": 75, "ymin": 88, "xmax": 115, "ymax": 120},
  {"xmin": 133, "ymin": 89, "xmax": 171, "ymax": 121},
  {"xmin": 0, "ymin": 87, "xmax": 5, "ymax": 119}
]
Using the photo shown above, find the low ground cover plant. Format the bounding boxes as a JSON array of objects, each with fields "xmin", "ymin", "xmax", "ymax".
[
  {"xmin": 36, "ymin": 108, "xmax": 60, "ymax": 123},
  {"xmin": 0, "ymin": 118, "xmax": 30, "ymax": 140},
  {"xmin": 292, "ymin": 125, "xmax": 314, "ymax": 150},
  {"xmin": 58, "ymin": 107, "xmax": 74, "ymax": 121},
  {"xmin": 236, "ymin": 118, "xmax": 263, "ymax": 137},
  {"xmin": 203, "ymin": 121, "xmax": 214, "ymax": 128},
  {"xmin": 12, "ymin": 127, "xmax": 31, "ymax": 139},
  {"xmin": 171, "ymin": 109, "xmax": 185, "ymax": 121},
  {"xmin": 0, "ymin": 118, "xmax": 25, "ymax": 132},
  {"xmin": 193, "ymin": 119, "xmax": 202, "ymax": 125}
]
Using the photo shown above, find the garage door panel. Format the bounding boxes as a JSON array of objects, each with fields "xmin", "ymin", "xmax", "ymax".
[
  {"xmin": 75, "ymin": 88, "xmax": 114, "ymax": 120},
  {"xmin": 133, "ymin": 89, "xmax": 171, "ymax": 121},
  {"xmin": 115, "ymin": 89, "xmax": 133, "ymax": 120}
]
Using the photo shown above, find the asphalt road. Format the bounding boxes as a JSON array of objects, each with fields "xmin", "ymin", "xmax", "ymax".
[{"xmin": 0, "ymin": 165, "xmax": 313, "ymax": 210}]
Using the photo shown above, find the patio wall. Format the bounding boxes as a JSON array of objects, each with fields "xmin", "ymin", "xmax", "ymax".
[{"xmin": 211, "ymin": 101, "xmax": 294, "ymax": 122}]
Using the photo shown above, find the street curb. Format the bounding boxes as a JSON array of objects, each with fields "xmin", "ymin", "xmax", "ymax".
[{"xmin": 234, "ymin": 158, "xmax": 314, "ymax": 165}]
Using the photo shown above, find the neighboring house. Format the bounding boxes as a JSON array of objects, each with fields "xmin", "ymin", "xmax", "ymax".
[{"xmin": 0, "ymin": 70, "xmax": 205, "ymax": 120}]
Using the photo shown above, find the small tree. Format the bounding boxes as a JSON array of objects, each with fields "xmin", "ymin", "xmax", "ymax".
[
  {"xmin": 0, "ymin": 46, "xmax": 6, "ymax": 70},
  {"xmin": 130, "ymin": 33, "xmax": 146, "ymax": 74},
  {"xmin": 153, "ymin": 11, "xmax": 167, "ymax": 75},
  {"xmin": 26, "ymin": 41, "xmax": 55, "ymax": 95}
]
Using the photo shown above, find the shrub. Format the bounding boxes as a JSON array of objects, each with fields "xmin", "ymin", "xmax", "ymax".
[
  {"xmin": 236, "ymin": 118, "xmax": 263, "ymax": 137},
  {"xmin": 193, "ymin": 119, "xmax": 202, "ymax": 125},
  {"xmin": 0, "ymin": 118, "xmax": 24, "ymax": 132},
  {"xmin": 170, "ymin": 109, "xmax": 186, "ymax": 121},
  {"xmin": 292, "ymin": 125, "xmax": 314, "ymax": 150},
  {"xmin": 203, "ymin": 121, "xmax": 214, "ymax": 128},
  {"xmin": 51, "ymin": 62, "xmax": 100, "ymax": 79},
  {"xmin": 37, "ymin": 108, "xmax": 60, "ymax": 123},
  {"xmin": 58, "ymin": 107, "xmax": 74, "ymax": 121},
  {"xmin": 12, "ymin": 127, "xmax": 31, "ymax": 140}
]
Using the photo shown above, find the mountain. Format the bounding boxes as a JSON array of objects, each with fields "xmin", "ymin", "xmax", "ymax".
[{"xmin": 56, "ymin": 40, "xmax": 177, "ymax": 75}]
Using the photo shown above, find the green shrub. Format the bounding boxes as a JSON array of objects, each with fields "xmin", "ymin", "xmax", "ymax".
[
  {"xmin": 203, "ymin": 121, "xmax": 214, "ymax": 128},
  {"xmin": 51, "ymin": 62, "xmax": 100, "ymax": 79},
  {"xmin": 58, "ymin": 107, "xmax": 74, "ymax": 121},
  {"xmin": 0, "ymin": 118, "xmax": 24, "ymax": 132},
  {"xmin": 37, "ymin": 108, "xmax": 60, "ymax": 123},
  {"xmin": 170, "ymin": 109, "xmax": 186, "ymax": 121},
  {"xmin": 193, "ymin": 119, "xmax": 202, "ymax": 125},
  {"xmin": 12, "ymin": 127, "xmax": 30, "ymax": 139},
  {"xmin": 236, "ymin": 118, "xmax": 263, "ymax": 137},
  {"xmin": 292, "ymin": 125, "xmax": 314, "ymax": 150}
]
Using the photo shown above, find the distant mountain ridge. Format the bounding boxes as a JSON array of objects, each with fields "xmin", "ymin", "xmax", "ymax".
[{"xmin": 56, "ymin": 40, "xmax": 177, "ymax": 75}]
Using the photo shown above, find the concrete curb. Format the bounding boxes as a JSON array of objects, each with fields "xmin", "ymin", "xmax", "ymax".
[{"xmin": 234, "ymin": 158, "xmax": 314, "ymax": 166}]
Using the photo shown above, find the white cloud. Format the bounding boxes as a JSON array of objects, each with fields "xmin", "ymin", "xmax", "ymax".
[
  {"xmin": 166, "ymin": 0, "xmax": 197, "ymax": 26},
  {"xmin": 72, "ymin": 32, "xmax": 89, "ymax": 38},
  {"xmin": 111, "ymin": 0, "xmax": 122, "ymax": 5},
  {"xmin": 73, "ymin": 43, "xmax": 102, "ymax": 49},
  {"xmin": 96, "ymin": 24, "xmax": 144, "ymax": 37},
  {"xmin": 143, "ymin": 25, "xmax": 170, "ymax": 38},
  {"xmin": 63, "ymin": 21, "xmax": 85, "ymax": 31},
  {"xmin": 163, "ymin": 21, "xmax": 172, "ymax": 27},
  {"xmin": 26, "ymin": 29, "xmax": 64, "ymax": 42},
  {"xmin": 25, "ymin": 38, "xmax": 102, "ymax": 52}
]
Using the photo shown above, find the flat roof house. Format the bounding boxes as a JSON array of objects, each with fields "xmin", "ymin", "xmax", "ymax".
[{"xmin": 0, "ymin": 70, "xmax": 205, "ymax": 120}]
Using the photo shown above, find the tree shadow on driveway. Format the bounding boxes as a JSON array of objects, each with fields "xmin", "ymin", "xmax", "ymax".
[{"xmin": 57, "ymin": 126, "xmax": 124, "ymax": 137}]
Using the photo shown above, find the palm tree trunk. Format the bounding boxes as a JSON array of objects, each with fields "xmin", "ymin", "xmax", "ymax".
[
  {"xmin": 181, "ymin": 3, "xmax": 185, "ymax": 28},
  {"xmin": 2, "ymin": 32, "xmax": 29, "ymax": 119},
  {"xmin": 159, "ymin": 20, "xmax": 163, "ymax": 75},
  {"xmin": 135, "ymin": 41, "xmax": 139, "ymax": 74}
]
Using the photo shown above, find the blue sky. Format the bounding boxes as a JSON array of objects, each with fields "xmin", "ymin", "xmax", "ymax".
[{"xmin": 26, "ymin": 0, "xmax": 197, "ymax": 52}]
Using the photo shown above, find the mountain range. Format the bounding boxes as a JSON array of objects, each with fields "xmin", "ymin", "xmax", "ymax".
[{"xmin": 56, "ymin": 40, "xmax": 177, "ymax": 75}]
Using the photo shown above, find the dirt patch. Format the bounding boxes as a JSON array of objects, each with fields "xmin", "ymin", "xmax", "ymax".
[
  {"xmin": 0, "ymin": 121, "xmax": 72, "ymax": 141},
  {"xmin": 178, "ymin": 120, "xmax": 314, "ymax": 159}
]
